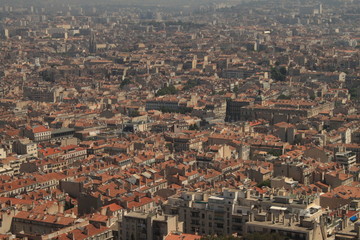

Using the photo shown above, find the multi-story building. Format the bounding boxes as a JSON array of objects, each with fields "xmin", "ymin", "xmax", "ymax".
[
  {"xmin": 13, "ymin": 139, "xmax": 38, "ymax": 158},
  {"xmin": 11, "ymin": 212, "xmax": 77, "ymax": 237},
  {"xmin": 335, "ymin": 151, "xmax": 357, "ymax": 169},
  {"xmin": 146, "ymin": 97, "xmax": 192, "ymax": 113},
  {"xmin": 164, "ymin": 133, "xmax": 203, "ymax": 152},
  {"xmin": 273, "ymin": 160, "xmax": 314, "ymax": 185},
  {"xmin": 225, "ymin": 99, "xmax": 253, "ymax": 122},
  {"xmin": 42, "ymin": 222, "xmax": 114, "ymax": 240},
  {"xmin": 62, "ymin": 146, "xmax": 87, "ymax": 164},
  {"xmin": 23, "ymin": 125, "xmax": 52, "ymax": 142},
  {"xmin": 119, "ymin": 211, "xmax": 182, "ymax": 240},
  {"xmin": 0, "ymin": 148, "xmax": 7, "ymax": 159},
  {"xmin": 23, "ymin": 86, "xmax": 63, "ymax": 103},
  {"xmin": 163, "ymin": 189, "xmax": 332, "ymax": 239},
  {"xmin": 226, "ymin": 99, "xmax": 334, "ymax": 124},
  {"xmin": 0, "ymin": 155, "xmax": 27, "ymax": 176}
]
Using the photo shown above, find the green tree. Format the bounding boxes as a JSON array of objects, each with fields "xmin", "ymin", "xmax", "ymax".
[
  {"xmin": 257, "ymin": 179, "xmax": 271, "ymax": 188},
  {"xmin": 128, "ymin": 110, "xmax": 140, "ymax": 117},
  {"xmin": 349, "ymin": 87, "xmax": 360, "ymax": 101},
  {"xmin": 217, "ymin": 90, "xmax": 227, "ymax": 95},
  {"xmin": 120, "ymin": 78, "xmax": 131, "ymax": 89},
  {"xmin": 189, "ymin": 124, "xmax": 199, "ymax": 130},
  {"xmin": 165, "ymin": 143, "xmax": 173, "ymax": 150},
  {"xmin": 277, "ymin": 94, "xmax": 291, "ymax": 100},
  {"xmin": 279, "ymin": 66, "xmax": 287, "ymax": 76},
  {"xmin": 41, "ymin": 69, "xmax": 55, "ymax": 82},
  {"xmin": 155, "ymin": 85, "xmax": 178, "ymax": 96},
  {"xmin": 233, "ymin": 85, "xmax": 239, "ymax": 94},
  {"xmin": 267, "ymin": 149, "xmax": 282, "ymax": 157},
  {"xmin": 271, "ymin": 66, "xmax": 287, "ymax": 81},
  {"xmin": 183, "ymin": 79, "xmax": 202, "ymax": 91}
]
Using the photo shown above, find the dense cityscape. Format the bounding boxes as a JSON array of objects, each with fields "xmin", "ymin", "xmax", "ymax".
[{"xmin": 0, "ymin": 0, "xmax": 360, "ymax": 239}]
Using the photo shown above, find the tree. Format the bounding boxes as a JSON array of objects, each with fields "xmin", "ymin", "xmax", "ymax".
[
  {"xmin": 41, "ymin": 69, "xmax": 55, "ymax": 82},
  {"xmin": 183, "ymin": 79, "xmax": 202, "ymax": 91},
  {"xmin": 277, "ymin": 94, "xmax": 291, "ymax": 100},
  {"xmin": 120, "ymin": 78, "xmax": 131, "ymax": 89},
  {"xmin": 155, "ymin": 85, "xmax": 178, "ymax": 96},
  {"xmin": 128, "ymin": 110, "xmax": 140, "ymax": 118},
  {"xmin": 349, "ymin": 86, "xmax": 360, "ymax": 101},
  {"xmin": 257, "ymin": 179, "xmax": 271, "ymax": 188},
  {"xmin": 189, "ymin": 124, "xmax": 199, "ymax": 130},
  {"xmin": 165, "ymin": 143, "xmax": 172, "ymax": 149},
  {"xmin": 271, "ymin": 66, "xmax": 287, "ymax": 81},
  {"xmin": 267, "ymin": 149, "xmax": 282, "ymax": 156},
  {"xmin": 64, "ymin": 200, "xmax": 74, "ymax": 211},
  {"xmin": 279, "ymin": 66, "xmax": 287, "ymax": 76},
  {"xmin": 233, "ymin": 85, "xmax": 239, "ymax": 94}
]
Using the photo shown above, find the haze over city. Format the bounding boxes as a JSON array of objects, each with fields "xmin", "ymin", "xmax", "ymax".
[{"xmin": 0, "ymin": 0, "xmax": 360, "ymax": 240}]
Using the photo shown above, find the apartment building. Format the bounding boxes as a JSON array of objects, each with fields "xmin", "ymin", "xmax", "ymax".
[
  {"xmin": 273, "ymin": 160, "xmax": 314, "ymax": 185},
  {"xmin": 163, "ymin": 188, "xmax": 334, "ymax": 239},
  {"xmin": 335, "ymin": 151, "xmax": 357, "ymax": 169},
  {"xmin": 11, "ymin": 212, "xmax": 76, "ymax": 237},
  {"xmin": 13, "ymin": 139, "xmax": 38, "ymax": 158},
  {"xmin": 119, "ymin": 211, "xmax": 183, "ymax": 240}
]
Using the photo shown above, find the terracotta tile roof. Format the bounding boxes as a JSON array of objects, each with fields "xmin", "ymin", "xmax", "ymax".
[
  {"xmin": 56, "ymin": 224, "xmax": 109, "ymax": 240},
  {"xmin": 127, "ymin": 196, "xmax": 154, "ymax": 209},
  {"xmin": 32, "ymin": 125, "xmax": 51, "ymax": 133},
  {"xmin": 165, "ymin": 233, "xmax": 201, "ymax": 240},
  {"xmin": 0, "ymin": 197, "xmax": 35, "ymax": 206},
  {"xmin": 14, "ymin": 211, "xmax": 76, "ymax": 226},
  {"xmin": 101, "ymin": 203, "xmax": 123, "ymax": 212}
]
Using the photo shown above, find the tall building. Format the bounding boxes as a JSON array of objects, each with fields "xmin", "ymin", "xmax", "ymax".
[{"xmin": 89, "ymin": 31, "xmax": 97, "ymax": 53}]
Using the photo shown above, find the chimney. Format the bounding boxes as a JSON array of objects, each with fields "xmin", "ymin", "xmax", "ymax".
[
  {"xmin": 344, "ymin": 215, "xmax": 348, "ymax": 228},
  {"xmin": 269, "ymin": 193, "xmax": 274, "ymax": 200},
  {"xmin": 272, "ymin": 213, "xmax": 276, "ymax": 224},
  {"xmin": 249, "ymin": 212, "xmax": 254, "ymax": 222},
  {"xmin": 58, "ymin": 202, "xmax": 64, "ymax": 214},
  {"xmin": 246, "ymin": 190, "xmax": 251, "ymax": 199},
  {"xmin": 67, "ymin": 233, "xmax": 75, "ymax": 240},
  {"xmin": 152, "ymin": 173, "xmax": 156, "ymax": 183},
  {"xmin": 282, "ymin": 214, "xmax": 285, "ymax": 225},
  {"xmin": 82, "ymin": 227, "xmax": 89, "ymax": 235}
]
